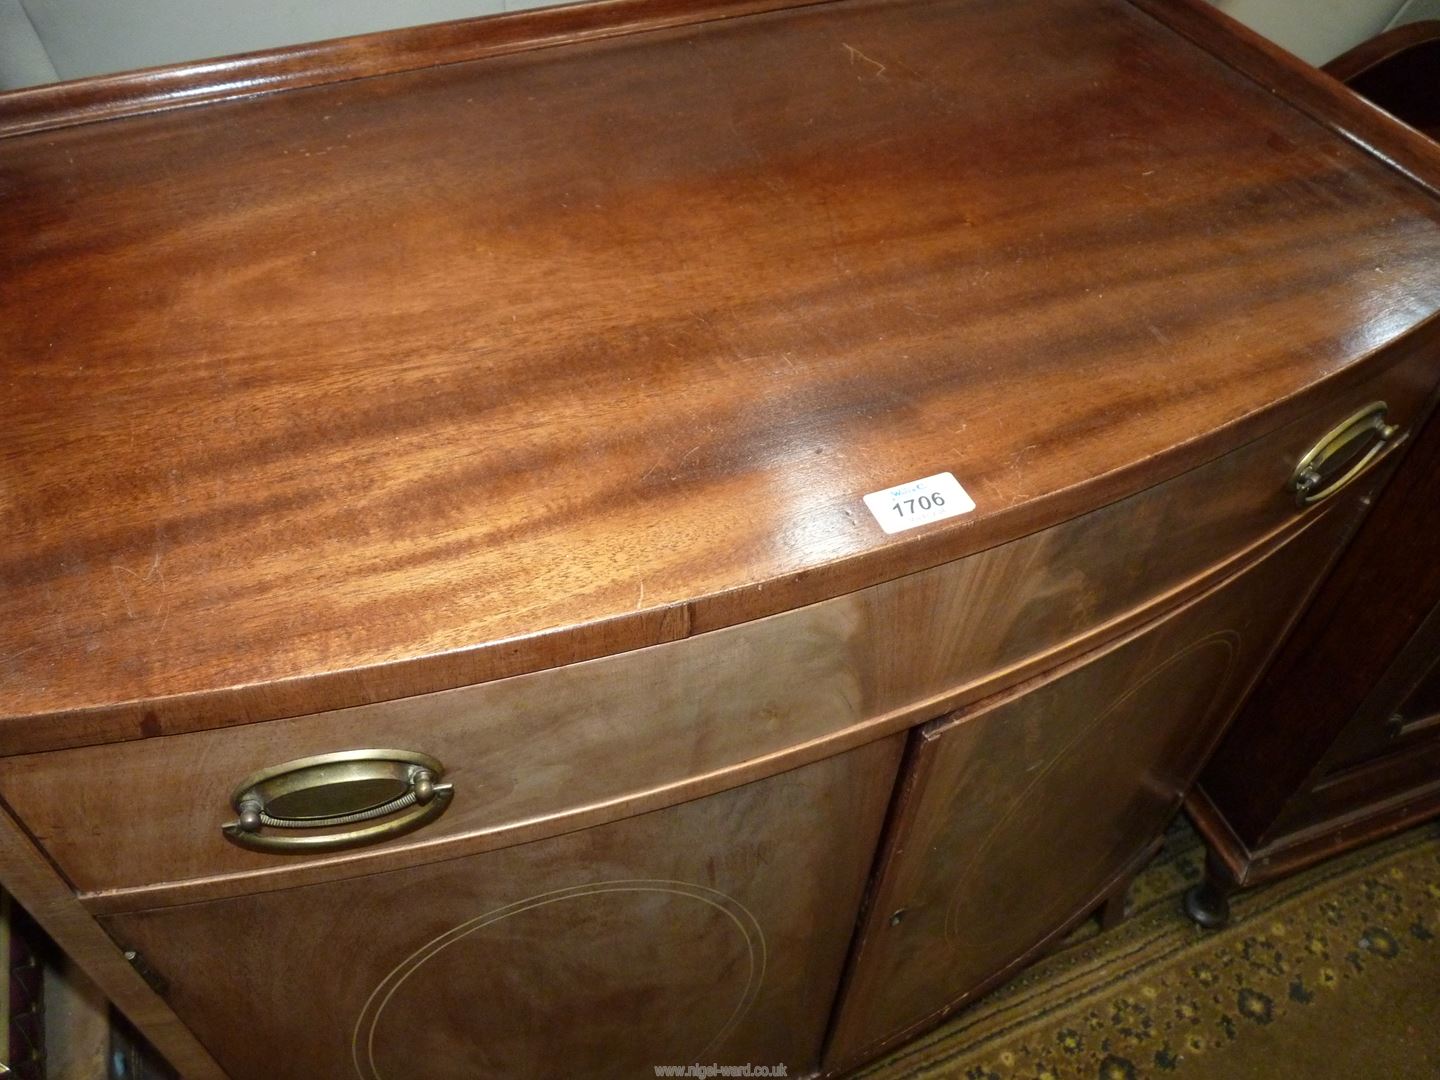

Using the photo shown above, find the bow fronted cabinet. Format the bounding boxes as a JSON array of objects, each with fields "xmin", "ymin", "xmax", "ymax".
[{"xmin": 2, "ymin": 1, "xmax": 1439, "ymax": 1076}]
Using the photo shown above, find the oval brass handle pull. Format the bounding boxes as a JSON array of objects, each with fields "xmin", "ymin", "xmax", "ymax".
[
  {"xmin": 1288, "ymin": 401, "xmax": 1401, "ymax": 506},
  {"xmin": 221, "ymin": 749, "xmax": 453, "ymax": 854}
]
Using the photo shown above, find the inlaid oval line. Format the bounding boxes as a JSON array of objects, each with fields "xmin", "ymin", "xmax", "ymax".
[
  {"xmin": 351, "ymin": 878, "xmax": 768, "ymax": 1079},
  {"xmin": 942, "ymin": 631, "xmax": 1240, "ymax": 944}
]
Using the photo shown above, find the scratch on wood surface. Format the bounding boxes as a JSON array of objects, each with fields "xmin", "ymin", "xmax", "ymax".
[
  {"xmin": 111, "ymin": 566, "xmax": 137, "ymax": 618},
  {"xmin": 641, "ymin": 440, "xmax": 701, "ymax": 483},
  {"xmin": 842, "ymin": 43, "xmax": 887, "ymax": 78},
  {"xmin": 110, "ymin": 550, "xmax": 168, "ymax": 621},
  {"xmin": 1010, "ymin": 442, "xmax": 1039, "ymax": 464}
]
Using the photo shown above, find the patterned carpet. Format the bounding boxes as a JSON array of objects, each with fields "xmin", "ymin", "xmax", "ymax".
[{"xmin": 850, "ymin": 817, "xmax": 1440, "ymax": 1080}]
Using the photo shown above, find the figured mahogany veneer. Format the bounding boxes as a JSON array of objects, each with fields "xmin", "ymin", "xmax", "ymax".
[
  {"xmin": 825, "ymin": 500, "xmax": 1361, "ymax": 1069},
  {"xmin": 7, "ymin": 0, "xmax": 1440, "ymax": 755},
  {"xmin": 1187, "ymin": 355, "xmax": 1440, "ymax": 908},
  {"xmin": 0, "ymin": 345, "xmax": 1431, "ymax": 909},
  {"xmin": 1180, "ymin": 31, "xmax": 1440, "ymax": 921},
  {"xmin": 97, "ymin": 738, "xmax": 904, "ymax": 1080},
  {"xmin": 5, "ymin": 1, "xmax": 1440, "ymax": 1078}
]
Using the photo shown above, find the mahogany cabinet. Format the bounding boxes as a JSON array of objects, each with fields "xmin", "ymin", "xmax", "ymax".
[
  {"xmin": 4, "ymin": 1, "xmax": 1440, "ymax": 1078},
  {"xmin": 1177, "ymin": 11, "xmax": 1440, "ymax": 930},
  {"xmin": 98, "ymin": 739, "xmax": 904, "ymax": 1080},
  {"xmin": 1185, "ymin": 377, "xmax": 1440, "ymax": 925},
  {"xmin": 825, "ymin": 503, "xmax": 1369, "ymax": 1069}
]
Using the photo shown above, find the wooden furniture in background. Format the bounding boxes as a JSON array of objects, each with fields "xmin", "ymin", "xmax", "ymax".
[
  {"xmin": 3, "ymin": 0, "xmax": 1440, "ymax": 1076},
  {"xmin": 1323, "ymin": 20, "xmax": 1440, "ymax": 138},
  {"xmin": 1182, "ymin": 17, "xmax": 1440, "ymax": 930},
  {"xmin": 1186, "ymin": 365, "xmax": 1440, "ymax": 927}
]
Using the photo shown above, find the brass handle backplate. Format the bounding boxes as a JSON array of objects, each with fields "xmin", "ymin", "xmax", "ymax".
[
  {"xmin": 221, "ymin": 749, "xmax": 453, "ymax": 854},
  {"xmin": 1288, "ymin": 401, "xmax": 1401, "ymax": 506}
]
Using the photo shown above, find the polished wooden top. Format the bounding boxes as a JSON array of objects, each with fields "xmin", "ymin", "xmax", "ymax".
[{"xmin": 4, "ymin": 0, "xmax": 1440, "ymax": 749}]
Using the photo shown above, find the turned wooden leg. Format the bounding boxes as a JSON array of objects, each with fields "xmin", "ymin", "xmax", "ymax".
[
  {"xmin": 1183, "ymin": 854, "xmax": 1238, "ymax": 929},
  {"xmin": 1095, "ymin": 835, "xmax": 1166, "ymax": 932}
]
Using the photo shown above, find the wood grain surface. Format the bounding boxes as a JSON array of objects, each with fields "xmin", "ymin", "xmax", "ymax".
[
  {"xmin": 0, "ymin": 0, "xmax": 840, "ymax": 139},
  {"xmin": 98, "ymin": 736, "xmax": 903, "ymax": 1080},
  {"xmin": 1130, "ymin": 0, "xmax": 1440, "ymax": 198},
  {"xmin": 825, "ymin": 491, "xmax": 1364, "ymax": 1068},
  {"xmin": 1198, "ymin": 371, "xmax": 1440, "ymax": 869},
  {"xmin": 1, "ymin": 345, "xmax": 1423, "ymax": 905},
  {"xmin": 1195, "ymin": 365, "xmax": 1440, "ymax": 852},
  {"xmin": 6, "ymin": 0, "xmax": 1440, "ymax": 749}
]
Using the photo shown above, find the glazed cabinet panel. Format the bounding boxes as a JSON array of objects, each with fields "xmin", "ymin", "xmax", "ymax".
[
  {"xmin": 825, "ymin": 509, "xmax": 1358, "ymax": 1068},
  {"xmin": 98, "ymin": 738, "xmax": 903, "ymax": 1080}
]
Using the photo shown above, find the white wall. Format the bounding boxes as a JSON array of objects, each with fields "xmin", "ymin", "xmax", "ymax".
[
  {"xmin": 2, "ymin": 0, "xmax": 561, "ymax": 86},
  {"xmin": 1209, "ymin": 0, "xmax": 1407, "ymax": 64},
  {"xmin": 1, "ymin": 0, "xmax": 1436, "ymax": 91},
  {"xmin": 1390, "ymin": 0, "xmax": 1440, "ymax": 27}
]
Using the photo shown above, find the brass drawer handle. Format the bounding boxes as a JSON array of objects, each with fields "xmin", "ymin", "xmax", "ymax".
[
  {"xmin": 221, "ymin": 749, "xmax": 453, "ymax": 854},
  {"xmin": 1288, "ymin": 401, "xmax": 1401, "ymax": 506}
]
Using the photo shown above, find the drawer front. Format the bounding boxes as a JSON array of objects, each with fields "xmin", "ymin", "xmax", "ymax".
[
  {"xmin": 825, "ymin": 498, "xmax": 1363, "ymax": 1069},
  {"xmin": 2, "ymin": 349, "xmax": 1431, "ymax": 904}
]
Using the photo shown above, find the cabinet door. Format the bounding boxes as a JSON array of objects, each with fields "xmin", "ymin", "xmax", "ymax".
[
  {"xmin": 1316, "ymin": 600, "xmax": 1440, "ymax": 775},
  {"xmin": 1280, "ymin": 604, "xmax": 1440, "ymax": 831},
  {"xmin": 826, "ymin": 516, "xmax": 1352, "ymax": 1068},
  {"xmin": 100, "ymin": 738, "xmax": 902, "ymax": 1080}
]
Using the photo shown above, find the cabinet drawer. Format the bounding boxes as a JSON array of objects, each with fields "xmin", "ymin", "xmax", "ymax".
[{"xmin": 1, "ymin": 349, "xmax": 1429, "ymax": 905}]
